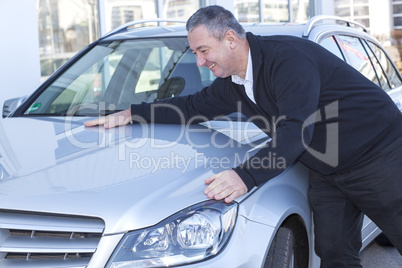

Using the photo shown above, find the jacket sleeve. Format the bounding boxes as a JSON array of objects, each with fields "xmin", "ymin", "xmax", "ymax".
[
  {"xmin": 234, "ymin": 50, "xmax": 321, "ymax": 191},
  {"xmin": 130, "ymin": 78, "xmax": 237, "ymax": 124}
]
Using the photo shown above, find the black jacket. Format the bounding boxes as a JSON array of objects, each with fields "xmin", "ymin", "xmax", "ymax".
[{"xmin": 131, "ymin": 32, "xmax": 402, "ymax": 190}]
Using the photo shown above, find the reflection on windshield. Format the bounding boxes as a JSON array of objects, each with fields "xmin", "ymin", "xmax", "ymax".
[{"xmin": 24, "ymin": 38, "xmax": 216, "ymax": 117}]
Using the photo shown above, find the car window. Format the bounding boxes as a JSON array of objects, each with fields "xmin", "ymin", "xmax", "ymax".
[
  {"xmin": 23, "ymin": 38, "xmax": 211, "ymax": 116},
  {"xmin": 360, "ymin": 40, "xmax": 391, "ymax": 90},
  {"xmin": 335, "ymin": 35, "xmax": 380, "ymax": 87},
  {"xmin": 366, "ymin": 41, "xmax": 402, "ymax": 90},
  {"xmin": 319, "ymin": 36, "xmax": 345, "ymax": 60},
  {"xmin": 136, "ymin": 46, "xmax": 173, "ymax": 94}
]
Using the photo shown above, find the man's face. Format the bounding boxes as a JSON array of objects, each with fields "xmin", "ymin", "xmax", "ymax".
[{"xmin": 188, "ymin": 25, "xmax": 234, "ymax": 78}]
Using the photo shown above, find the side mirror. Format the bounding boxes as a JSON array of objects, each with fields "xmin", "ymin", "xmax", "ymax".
[{"xmin": 2, "ymin": 96, "xmax": 27, "ymax": 118}]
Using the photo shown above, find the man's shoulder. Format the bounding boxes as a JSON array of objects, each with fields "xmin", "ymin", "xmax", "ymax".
[
  {"xmin": 248, "ymin": 32, "xmax": 331, "ymax": 65},
  {"xmin": 247, "ymin": 32, "xmax": 301, "ymax": 41},
  {"xmin": 247, "ymin": 32, "xmax": 317, "ymax": 49}
]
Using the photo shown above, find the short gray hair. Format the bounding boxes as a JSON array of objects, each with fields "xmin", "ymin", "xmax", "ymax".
[{"xmin": 186, "ymin": 5, "xmax": 246, "ymax": 41}]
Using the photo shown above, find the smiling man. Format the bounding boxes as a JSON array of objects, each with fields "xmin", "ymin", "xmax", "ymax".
[
  {"xmin": 85, "ymin": 5, "xmax": 402, "ymax": 267},
  {"xmin": 188, "ymin": 24, "xmax": 249, "ymax": 79}
]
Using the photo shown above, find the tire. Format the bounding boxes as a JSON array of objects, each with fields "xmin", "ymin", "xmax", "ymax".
[
  {"xmin": 264, "ymin": 227, "xmax": 296, "ymax": 268},
  {"xmin": 375, "ymin": 233, "xmax": 394, "ymax": 247}
]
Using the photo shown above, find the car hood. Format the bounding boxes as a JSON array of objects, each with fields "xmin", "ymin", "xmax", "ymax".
[{"xmin": 0, "ymin": 117, "xmax": 256, "ymax": 234}]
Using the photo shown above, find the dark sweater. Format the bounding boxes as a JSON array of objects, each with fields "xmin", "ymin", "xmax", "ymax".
[{"xmin": 131, "ymin": 32, "xmax": 402, "ymax": 190}]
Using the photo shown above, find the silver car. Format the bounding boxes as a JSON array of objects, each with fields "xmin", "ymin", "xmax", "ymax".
[{"xmin": 1, "ymin": 16, "xmax": 401, "ymax": 268}]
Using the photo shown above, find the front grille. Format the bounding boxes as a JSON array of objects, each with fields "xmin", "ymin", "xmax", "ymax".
[{"xmin": 0, "ymin": 210, "xmax": 104, "ymax": 267}]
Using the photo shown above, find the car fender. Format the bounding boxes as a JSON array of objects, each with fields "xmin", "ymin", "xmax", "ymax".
[{"xmin": 238, "ymin": 163, "xmax": 311, "ymax": 230}]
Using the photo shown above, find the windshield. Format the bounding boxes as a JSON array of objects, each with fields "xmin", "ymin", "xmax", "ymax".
[{"xmin": 24, "ymin": 38, "xmax": 216, "ymax": 116}]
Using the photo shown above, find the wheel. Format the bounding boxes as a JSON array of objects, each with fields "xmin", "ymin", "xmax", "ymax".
[
  {"xmin": 375, "ymin": 233, "xmax": 394, "ymax": 247},
  {"xmin": 264, "ymin": 226, "xmax": 308, "ymax": 268},
  {"xmin": 264, "ymin": 227, "xmax": 295, "ymax": 268}
]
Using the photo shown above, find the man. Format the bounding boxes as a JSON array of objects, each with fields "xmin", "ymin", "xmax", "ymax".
[{"xmin": 85, "ymin": 5, "xmax": 402, "ymax": 267}]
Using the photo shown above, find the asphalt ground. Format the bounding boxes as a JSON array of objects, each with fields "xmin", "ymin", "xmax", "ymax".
[{"xmin": 361, "ymin": 241, "xmax": 402, "ymax": 267}]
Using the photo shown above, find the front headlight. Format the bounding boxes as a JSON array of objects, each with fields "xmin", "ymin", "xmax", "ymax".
[{"xmin": 106, "ymin": 200, "xmax": 237, "ymax": 268}]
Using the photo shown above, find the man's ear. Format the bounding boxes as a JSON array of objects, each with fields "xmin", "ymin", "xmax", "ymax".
[{"xmin": 225, "ymin": 30, "xmax": 237, "ymax": 49}]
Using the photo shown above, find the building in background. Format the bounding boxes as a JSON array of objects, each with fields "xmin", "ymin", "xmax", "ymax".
[
  {"xmin": 0, "ymin": 0, "xmax": 401, "ymax": 106},
  {"xmin": 234, "ymin": 0, "xmax": 309, "ymax": 23},
  {"xmin": 37, "ymin": 0, "xmax": 99, "ymax": 81},
  {"xmin": 391, "ymin": 0, "xmax": 402, "ymax": 70},
  {"xmin": 392, "ymin": 0, "xmax": 402, "ymax": 29},
  {"xmin": 105, "ymin": 0, "xmax": 158, "ymax": 31}
]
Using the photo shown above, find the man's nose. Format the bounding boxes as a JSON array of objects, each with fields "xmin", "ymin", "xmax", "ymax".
[{"xmin": 196, "ymin": 55, "xmax": 206, "ymax": 68}]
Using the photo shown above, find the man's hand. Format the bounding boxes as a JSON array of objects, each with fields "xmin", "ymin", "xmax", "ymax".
[
  {"xmin": 84, "ymin": 108, "xmax": 131, "ymax": 129},
  {"xmin": 204, "ymin": 170, "xmax": 248, "ymax": 203}
]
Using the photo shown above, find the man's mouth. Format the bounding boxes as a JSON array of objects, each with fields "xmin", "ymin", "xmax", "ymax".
[{"xmin": 208, "ymin": 63, "xmax": 216, "ymax": 69}]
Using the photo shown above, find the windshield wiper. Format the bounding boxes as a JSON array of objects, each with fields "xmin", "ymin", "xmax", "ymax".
[{"xmin": 62, "ymin": 109, "xmax": 123, "ymax": 117}]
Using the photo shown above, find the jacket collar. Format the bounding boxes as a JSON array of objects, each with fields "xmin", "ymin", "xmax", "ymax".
[
  {"xmin": 246, "ymin": 32, "xmax": 263, "ymax": 103},
  {"xmin": 246, "ymin": 32, "xmax": 263, "ymax": 83}
]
